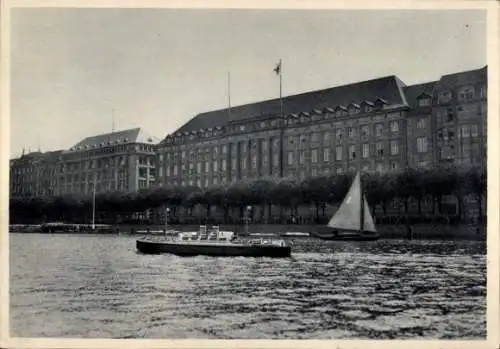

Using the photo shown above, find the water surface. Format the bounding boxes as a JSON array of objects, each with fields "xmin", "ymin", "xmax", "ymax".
[{"xmin": 10, "ymin": 233, "xmax": 486, "ymax": 339}]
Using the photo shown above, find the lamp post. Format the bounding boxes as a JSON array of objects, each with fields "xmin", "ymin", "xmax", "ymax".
[
  {"xmin": 245, "ymin": 205, "xmax": 252, "ymax": 236},
  {"xmin": 164, "ymin": 207, "xmax": 170, "ymax": 235}
]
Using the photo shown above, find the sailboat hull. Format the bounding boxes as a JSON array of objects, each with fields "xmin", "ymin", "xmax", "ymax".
[{"xmin": 310, "ymin": 230, "xmax": 380, "ymax": 241}]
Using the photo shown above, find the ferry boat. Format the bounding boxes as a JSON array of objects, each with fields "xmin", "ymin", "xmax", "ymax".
[{"xmin": 136, "ymin": 225, "xmax": 292, "ymax": 258}]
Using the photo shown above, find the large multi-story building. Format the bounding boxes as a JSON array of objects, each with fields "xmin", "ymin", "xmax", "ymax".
[
  {"xmin": 156, "ymin": 66, "xmax": 487, "ymax": 188},
  {"xmin": 10, "ymin": 66, "xmax": 487, "ymax": 201},
  {"xmin": 10, "ymin": 127, "xmax": 159, "ymax": 197}
]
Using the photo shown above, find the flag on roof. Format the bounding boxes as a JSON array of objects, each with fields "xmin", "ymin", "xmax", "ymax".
[{"xmin": 274, "ymin": 60, "xmax": 281, "ymax": 75}]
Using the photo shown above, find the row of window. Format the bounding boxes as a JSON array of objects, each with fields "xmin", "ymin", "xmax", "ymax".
[
  {"xmin": 161, "ymin": 138, "xmax": 429, "ymax": 177},
  {"xmin": 161, "ymin": 120, "xmax": 414, "ymax": 163},
  {"xmin": 437, "ymin": 85, "xmax": 485, "ymax": 104}
]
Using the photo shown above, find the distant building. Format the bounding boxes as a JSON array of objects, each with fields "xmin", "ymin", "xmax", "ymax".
[
  {"xmin": 156, "ymin": 66, "xmax": 487, "ymax": 188},
  {"xmin": 9, "ymin": 127, "xmax": 159, "ymax": 197}
]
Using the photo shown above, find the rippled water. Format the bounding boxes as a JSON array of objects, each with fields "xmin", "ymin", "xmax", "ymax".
[{"xmin": 10, "ymin": 233, "xmax": 486, "ymax": 339}]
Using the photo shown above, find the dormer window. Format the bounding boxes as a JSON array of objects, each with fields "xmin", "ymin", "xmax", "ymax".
[
  {"xmin": 438, "ymin": 91, "xmax": 452, "ymax": 104},
  {"xmin": 417, "ymin": 93, "xmax": 431, "ymax": 107},
  {"xmin": 458, "ymin": 86, "xmax": 475, "ymax": 102},
  {"xmin": 348, "ymin": 104, "xmax": 360, "ymax": 116},
  {"xmin": 374, "ymin": 98, "xmax": 388, "ymax": 108}
]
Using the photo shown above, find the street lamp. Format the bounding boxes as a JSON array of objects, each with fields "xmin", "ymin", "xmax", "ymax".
[
  {"xmin": 165, "ymin": 207, "xmax": 171, "ymax": 234},
  {"xmin": 245, "ymin": 205, "xmax": 252, "ymax": 235}
]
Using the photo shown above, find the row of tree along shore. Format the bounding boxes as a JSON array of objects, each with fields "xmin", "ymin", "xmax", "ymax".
[{"xmin": 10, "ymin": 165, "xmax": 486, "ymax": 226}]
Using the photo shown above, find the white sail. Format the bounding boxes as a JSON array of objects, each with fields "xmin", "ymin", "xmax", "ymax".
[{"xmin": 327, "ymin": 172, "xmax": 377, "ymax": 233}]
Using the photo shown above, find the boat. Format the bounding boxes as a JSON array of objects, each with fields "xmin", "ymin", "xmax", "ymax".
[
  {"xmin": 279, "ymin": 231, "xmax": 310, "ymax": 238},
  {"xmin": 311, "ymin": 172, "xmax": 380, "ymax": 241},
  {"xmin": 136, "ymin": 225, "xmax": 292, "ymax": 258}
]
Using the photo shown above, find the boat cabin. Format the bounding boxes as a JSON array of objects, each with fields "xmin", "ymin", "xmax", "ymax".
[{"xmin": 178, "ymin": 226, "xmax": 235, "ymax": 242}]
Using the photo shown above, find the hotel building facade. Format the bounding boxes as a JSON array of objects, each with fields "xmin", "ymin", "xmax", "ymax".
[
  {"xmin": 10, "ymin": 127, "xmax": 158, "ymax": 197},
  {"xmin": 156, "ymin": 66, "xmax": 487, "ymax": 188}
]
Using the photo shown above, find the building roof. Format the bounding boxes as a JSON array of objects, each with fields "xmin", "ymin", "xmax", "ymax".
[
  {"xmin": 404, "ymin": 81, "xmax": 437, "ymax": 108},
  {"xmin": 173, "ymin": 75, "xmax": 409, "ymax": 135},
  {"xmin": 71, "ymin": 127, "xmax": 159, "ymax": 150},
  {"xmin": 434, "ymin": 65, "xmax": 487, "ymax": 91}
]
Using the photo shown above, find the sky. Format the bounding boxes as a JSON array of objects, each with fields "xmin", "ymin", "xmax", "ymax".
[{"xmin": 10, "ymin": 8, "xmax": 486, "ymax": 158}]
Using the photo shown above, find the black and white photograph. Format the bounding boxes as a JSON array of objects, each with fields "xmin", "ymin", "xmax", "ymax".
[{"xmin": 2, "ymin": 0, "xmax": 498, "ymax": 348}]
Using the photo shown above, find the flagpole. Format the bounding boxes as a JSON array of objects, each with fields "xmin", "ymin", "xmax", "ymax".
[
  {"xmin": 278, "ymin": 59, "xmax": 284, "ymax": 178},
  {"xmin": 279, "ymin": 59, "xmax": 283, "ymax": 118},
  {"xmin": 228, "ymin": 71, "xmax": 232, "ymax": 117}
]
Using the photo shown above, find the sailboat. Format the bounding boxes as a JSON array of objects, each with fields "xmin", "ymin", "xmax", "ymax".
[{"xmin": 311, "ymin": 172, "xmax": 380, "ymax": 241}]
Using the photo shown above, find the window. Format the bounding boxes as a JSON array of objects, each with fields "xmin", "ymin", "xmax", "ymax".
[
  {"xmin": 181, "ymin": 151, "xmax": 186, "ymax": 159},
  {"xmin": 361, "ymin": 125, "xmax": 369, "ymax": 137},
  {"xmin": 222, "ymin": 145, "xmax": 228, "ymax": 154},
  {"xmin": 417, "ymin": 119, "xmax": 426, "ymax": 129},
  {"xmin": 196, "ymin": 179, "xmax": 201, "ymax": 187},
  {"xmin": 336, "ymin": 167, "xmax": 343, "ymax": 174},
  {"xmin": 311, "ymin": 149, "xmax": 318, "ymax": 163},
  {"xmin": 166, "ymin": 166, "xmax": 171, "ymax": 177},
  {"xmin": 459, "ymin": 86, "xmax": 475, "ymax": 101},
  {"xmin": 287, "ymin": 151, "xmax": 294, "ymax": 165},
  {"xmin": 438, "ymin": 91, "xmax": 452, "ymax": 104},
  {"xmin": 213, "ymin": 177, "xmax": 218, "ymax": 185},
  {"xmin": 222, "ymin": 159, "xmax": 227, "ymax": 171},
  {"xmin": 273, "ymin": 153, "xmax": 279, "ymax": 166},
  {"xmin": 299, "ymin": 151, "xmax": 305, "ymax": 165},
  {"xmin": 418, "ymin": 97, "xmax": 431, "ymax": 107},
  {"xmin": 376, "ymin": 142, "xmax": 384, "ymax": 157},
  {"xmin": 323, "ymin": 148, "xmax": 330, "ymax": 162},
  {"xmin": 336, "ymin": 128, "xmax": 343, "ymax": 139},
  {"xmin": 241, "ymin": 158, "xmax": 247, "ymax": 170},
  {"xmin": 348, "ymin": 127, "xmax": 355, "ymax": 137},
  {"xmin": 205, "ymin": 162, "xmax": 209, "ymax": 173},
  {"xmin": 231, "ymin": 158, "xmax": 237, "ymax": 170},
  {"xmin": 471, "ymin": 124, "xmax": 479, "ymax": 137},
  {"xmin": 376, "ymin": 163, "xmax": 384, "ymax": 173},
  {"xmin": 197, "ymin": 163, "xmax": 202, "ymax": 173},
  {"xmin": 417, "ymin": 160, "xmax": 428, "ymax": 169},
  {"xmin": 173, "ymin": 165, "xmax": 178, "ymax": 176},
  {"xmin": 390, "ymin": 140, "xmax": 399, "ymax": 155},
  {"xmin": 447, "ymin": 108, "xmax": 455, "ymax": 122},
  {"xmin": 251, "ymin": 154, "xmax": 257, "ymax": 168},
  {"xmin": 349, "ymin": 145, "xmax": 356, "ymax": 159},
  {"xmin": 323, "ymin": 132, "xmax": 330, "ymax": 142},
  {"xmin": 336, "ymin": 146, "xmax": 343, "ymax": 161},
  {"xmin": 376, "ymin": 123, "xmax": 383, "ymax": 137},
  {"xmin": 461, "ymin": 125, "xmax": 470, "ymax": 138},
  {"xmin": 417, "ymin": 137, "xmax": 428, "ymax": 153},
  {"xmin": 213, "ymin": 147, "xmax": 219, "ymax": 156},
  {"xmin": 391, "ymin": 162, "xmax": 399, "ymax": 171},
  {"xmin": 362, "ymin": 143, "xmax": 369, "ymax": 158},
  {"xmin": 311, "ymin": 133, "xmax": 319, "ymax": 142},
  {"xmin": 213, "ymin": 161, "xmax": 218, "ymax": 172},
  {"xmin": 204, "ymin": 178, "xmax": 209, "ymax": 187},
  {"xmin": 390, "ymin": 120, "xmax": 399, "ymax": 133}
]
